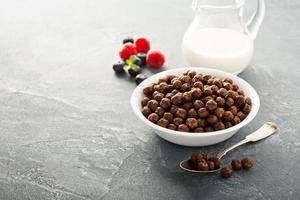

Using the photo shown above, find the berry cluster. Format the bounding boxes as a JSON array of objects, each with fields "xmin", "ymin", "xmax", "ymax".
[{"xmin": 113, "ymin": 37, "xmax": 166, "ymax": 85}]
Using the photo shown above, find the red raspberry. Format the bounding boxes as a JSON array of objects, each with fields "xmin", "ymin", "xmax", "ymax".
[
  {"xmin": 146, "ymin": 50, "xmax": 165, "ymax": 69},
  {"xmin": 135, "ymin": 37, "xmax": 150, "ymax": 53},
  {"xmin": 119, "ymin": 43, "xmax": 137, "ymax": 60}
]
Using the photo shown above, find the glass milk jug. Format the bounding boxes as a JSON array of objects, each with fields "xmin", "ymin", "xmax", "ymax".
[{"xmin": 182, "ymin": 0, "xmax": 265, "ymax": 74}]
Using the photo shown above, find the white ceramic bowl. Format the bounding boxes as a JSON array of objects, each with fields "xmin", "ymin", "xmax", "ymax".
[{"xmin": 131, "ymin": 68, "xmax": 260, "ymax": 146}]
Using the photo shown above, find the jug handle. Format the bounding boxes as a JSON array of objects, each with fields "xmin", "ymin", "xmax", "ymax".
[{"xmin": 246, "ymin": 0, "xmax": 265, "ymax": 40}]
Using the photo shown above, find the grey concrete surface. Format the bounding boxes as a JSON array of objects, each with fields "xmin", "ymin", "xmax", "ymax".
[{"xmin": 0, "ymin": 0, "xmax": 299, "ymax": 199}]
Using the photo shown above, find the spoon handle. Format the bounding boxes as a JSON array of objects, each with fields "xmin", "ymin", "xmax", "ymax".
[{"xmin": 217, "ymin": 122, "xmax": 278, "ymax": 159}]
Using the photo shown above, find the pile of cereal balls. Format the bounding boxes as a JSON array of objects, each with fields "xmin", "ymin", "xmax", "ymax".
[
  {"xmin": 189, "ymin": 152, "xmax": 253, "ymax": 178},
  {"xmin": 141, "ymin": 70, "xmax": 252, "ymax": 132}
]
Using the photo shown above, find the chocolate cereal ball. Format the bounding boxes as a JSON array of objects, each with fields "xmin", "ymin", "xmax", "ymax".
[
  {"xmin": 141, "ymin": 97, "xmax": 150, "ymax": 106},
  {"xmin": 196, "ymin": 161, "xmax": 209, "ymax": 171},
  {"xmin": 155, "ymin": 107, "xmax": 165, "ymax": 116},
  {"xmin": 148, "ymin": 113, "xmax": 159, "ymax": 123},
  {"xmin": 186, "ymin": 118, "xmax": 198, "ymax": 129},
  {"xmin": 223, "ymin": 111, "xmax": 234, "ymax": 122},
  {"xmin": 208, "ymin": 161, "xmax": 215, "ymax": 170},
  {"xmin": 242, "ymin": 158, "xmax": 253, "ymax": 169},
  {"xmin": 171, "ymin": 93, "xmax": 183, "ymax": 105},
  {"xmin": 194, "ymin": 127, "xmax": 204, "ymax": 133},
  {"xmin": 172, "ymin": 79, "xmax": 182, "ymax": 89},
  {"xmin": 216, "ymin": 96, "xmax": 225, "ymax": 107},
  {"xmin": 214, "ymin": 107, "xmax": 225, "ymax": 118},
  {"xmin": 183, "ymin": 92, "xmax": 193, "ymax": 102},
  {"xmin": 214, "ymin": 122, "xmax": 225, "ymax": 131},
  {"xmin": 207, "ymin": 115, "xmax": 218, "ymax": 125},
  {"xmin": 206, "ymin": 100, "xmax": 218, "ymax": 111},
  {"xmin": 198, "ymin": 118, "xmax": 207, "ymax": 128},
  {"xmin": 142, "ymin": 106, "xmax": 151, "ymax": 117},
  {"xmin": 147, "ymin": 100, "xmax": 159, "ymax": 111},
  {"xmin": 226, "ymin": 97, "xmax": 235, "ymax": 107},
  {"xmin": 231, "ymin": 160, "xmax": 242, "ymax": 170},
  {"xmin": 237, "ymin": 111, "xmax": 246, "ymax": 121},
  {"xmin": 160, "ymin": 98, "xmax": 171, "ymax": 109},
  {"xmin": 221, "ymin": 167, "xmax": 233, "ymax": 178},
  {"xmin": 178, "ymin": 124, "xmax": 190, "ymax": 132},
  {"xmin": 176, "ymin": 108, "xmax": 187, "ymax": 118},
  {"xmin": 181, "ymin": 83, "xmax": 191, "ymax": 91},
  {"xmin": 143, "ymin": 85, "xmax": 153, "ymax": 95},
  {"xmin": 188, "ymin": 108, "xmax": 198, "ymax": 118},
  {"xmin": 217, "ymin": 88, "xmax": 228, "ymax": 98},
  {"xmin": 167, "ymin": 124, "xmax": 177, "ymax": 130},
  {"xmin": 163, "ymin": 112, "xmax": 173, "ymax": 122},
  {"xmin": 191, "ymin": 152, "xmax": 203, "ymax": 163},
  {"xmin": 232, "ymin": 116, "xmax": 241, "ymax": 125},
  {"xmin": 229, "ymin": 106, "xmax": 238, "ymax": 115},
  {"xmin": 193, "ymin": 81, "xmax": 204, "ymax": 90},
  {"xmin": 157, "ymin": 118, "xmax": 169, "ymax": 128},
  {"xmin": 173, "ymin": 117, "xmax": 184, "ymax": 126},
  {"xmin": 198, "ymin": 108, "xmax": 209, "ymax": 118},
  {"xmin": 194, "ymin": 100, "xmax": 204, "ymax": 110},
  {"xmin": 183, "ymin": 102, "xmax": 193, "ymax": 110}
]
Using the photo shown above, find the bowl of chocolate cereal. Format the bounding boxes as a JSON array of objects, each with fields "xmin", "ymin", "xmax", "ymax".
[{"xmin": 130, "ymin": 68, "xmax": 259, "ymax": 146}]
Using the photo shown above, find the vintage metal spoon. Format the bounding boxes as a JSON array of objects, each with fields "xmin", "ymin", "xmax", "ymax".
[{"xmin": 180, "ymin": 122, "xmax": 278, "ymax": 173}]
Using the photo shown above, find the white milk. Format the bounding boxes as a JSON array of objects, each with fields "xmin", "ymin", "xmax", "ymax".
[{"xmin": 182, "ymin": 28, "xmax": 254, "ymax": 74}]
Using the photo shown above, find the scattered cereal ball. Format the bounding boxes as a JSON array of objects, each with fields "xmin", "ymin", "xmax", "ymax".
[
  {"xmin": 198, "ymin": 108, "xmax": 209, "ymax": 118},
  {"xmin": 193, "ymin": 100, "xmax": 204, "ymax": 110},
  {"xmin": 155, "ymin": 107, "xmax": 165, "ymax": 116},
  {"xmin": 176, "ymin": 108, "xmax": 187, "ymax": 118},
  {"xmin": 231, "ymin": 160, "xmax": 242, "ymax": 170},
  {"xmin": 196, "ymin": 161, "xmax": 209, "ymax": 171},
  {"xmin": 173, "ymin": 117, "xmax": 184, "ymax": 126},
  {"xmin": 220, "ymin": 167, "xmax": 233, "ymax": 178},
  {"xmin": 194, "ymin": 127, "xmax": 204, "ymax": 133},
  {"xmin": 207, "ymin": 115, "xmax": 218, "ymax": 125},
  {"xmin": 206, "ymin": 100, "xmax": 218, "ymax": 111},
  {"xmin": 163, "ymin": 112, "xmax": 173, "ymax": 122},
  {"xmin": 242, "ymin": 158, "xmax": 253, "ymax": 169},
  {"xmin": 224, "ymin": 111, "xmax": 234, "ymax": 122},
  {"xmin": 147, "ymin": 100, "xmax": 159, "ymax": 111},
  {"xmin": 167, "ymin": 124, "xmax": 177, "ymax": 130},
  {"xmin": 177, "ymin": 124, "xmax": 190, "ymax": 132},
  {"xmin": 160, "ymin": 98, "xmax": 171, "ymax": 109},
  {"xmin": 214, "ymin": 122, "xmax": 225, "ymax": 131},
  {"xmin": 186, "ymin": 118, "xmax": 198, "ymax": 129},
  {"xmin": 148, "ymin": 113, "xmax": 159, "ymax": 123},
  {"xmin": 141, "ymin": 97, "xmax": 150, "ymax": 107},
  {"xmin": 142, "ymin": 106, "xmax": 152, "ymax": 117}
]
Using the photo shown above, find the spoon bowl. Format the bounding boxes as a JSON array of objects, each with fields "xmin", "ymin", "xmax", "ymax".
[{"xmin": 180, "ymin": 122, "xmax": 278, "ymax": 173}]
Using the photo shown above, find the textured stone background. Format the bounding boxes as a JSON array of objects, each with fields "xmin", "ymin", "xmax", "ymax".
[{"xmin": 0, "ymin": 0, "xmax": 299, "ymax": 199}]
